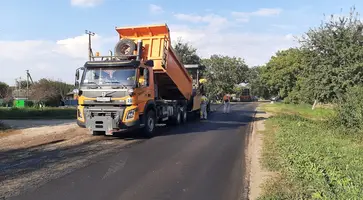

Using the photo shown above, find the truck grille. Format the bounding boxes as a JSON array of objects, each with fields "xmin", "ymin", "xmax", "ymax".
[{"xmin": 82, "ymin": 90, "xmax": 127, "ymax": 98}]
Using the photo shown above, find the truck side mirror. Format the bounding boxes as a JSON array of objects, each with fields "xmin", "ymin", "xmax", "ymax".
[
  {"xmin": 75, "ymin": 70, "xmax": 79, "ymax": 80},
  {"xmin": 75, "ymin": 80, "xmax": 80, "ymax": 88},
  {"xmin": 144, "ymin": 60, "xmax": 154, "ymax": 67},
  {"xmin": 74, "ymin": 67, "xmax": 84, "ymax": 88}
]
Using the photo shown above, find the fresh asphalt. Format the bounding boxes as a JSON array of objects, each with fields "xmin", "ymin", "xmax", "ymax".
[{"xmin": 8, "ymin": 102, "xmax": 257, "ymax": 200}]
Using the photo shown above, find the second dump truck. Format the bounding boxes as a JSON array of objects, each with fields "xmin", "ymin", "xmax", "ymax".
[{"xmin": 74, "ymin": 24, "xmax": 205, "ymax": 137}]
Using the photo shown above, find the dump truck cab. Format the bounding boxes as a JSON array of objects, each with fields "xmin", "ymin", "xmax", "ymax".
[{"xmin": 74, "ymin": 24, "xmax": 201, "ymax": 137}]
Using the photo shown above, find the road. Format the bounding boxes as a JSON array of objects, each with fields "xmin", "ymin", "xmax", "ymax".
[{"xmin": 4, "ymin": 102, "xmax": 257, "ymax": 200}]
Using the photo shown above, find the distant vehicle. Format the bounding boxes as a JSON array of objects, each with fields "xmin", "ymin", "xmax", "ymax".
[
  {"xmin": 270, "ymin": 96, "xmax": 280, "ymax": 101},
  {"xmin": 240, "ymin": 88, "xmax": 253, "ymax": 102}
]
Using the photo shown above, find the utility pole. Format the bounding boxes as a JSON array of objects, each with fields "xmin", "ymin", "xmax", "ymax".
[
  {"xmin": 26, "ymin": 70, "xmax": 29, "ymax": 99},
  {"xmin": 85, "ymin": 30, "xmax": 95, "ymax": 61},
  {"xmin": 18, "ymin": 77, "xmax": 21, "ymax": 98}
]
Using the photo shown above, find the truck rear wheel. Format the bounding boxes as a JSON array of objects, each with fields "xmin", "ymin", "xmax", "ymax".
[
  {"xmin": 168, "ymin": 107, "xmax": 181, "ymax": 125},
  {"xmin": 181, "ymin": 107, "xmax": 187, "ymax": 123},
  {"xmin": 176, "ymin": 109, "xmax": 181, "ymax": 125},
  {"xmin": 142, "ymin": 110, "xmax": 156, "ymax": 138}
]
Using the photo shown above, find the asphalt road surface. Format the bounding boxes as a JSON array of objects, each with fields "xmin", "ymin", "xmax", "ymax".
[{"xmin": 7, "ymin": 102, "xmax": 257, "ymax": 200}]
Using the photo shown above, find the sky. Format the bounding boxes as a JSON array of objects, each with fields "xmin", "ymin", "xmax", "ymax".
[{"xmin": 0, "ymin": 0, "xmax": 362, "ymax": 85}]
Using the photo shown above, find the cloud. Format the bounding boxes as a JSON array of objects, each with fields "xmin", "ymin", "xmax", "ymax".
[
  {"xmin": 0, "ymin": 35, "xmax": 117, "ymax": 85},
  {"xmin": 173, "ymin": 13, "xmax": 228, "ymax": 28},
  {"xmin": 169, "ymin": 23, "xmax": 298, "ymax": 67},
  {"xmin": 71, "ymin": 0, "xmax": 104, "ymax": 7},
  {"xmin": 170, "ymin": 9, "xmax": 296, "ymax": 66},
  {"xmin": 231, "ymin": 8, "xmax": 282, "ymax": 22},
  {"xmin": 149, "ymin": 4, "xmax": 163, "ymax": 14},
  {"xmin": 0, "ymin": 8, "xmax": 296, "ymax": 85}
]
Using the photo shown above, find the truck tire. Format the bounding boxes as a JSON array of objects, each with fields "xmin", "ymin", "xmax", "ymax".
[
  {"xmin": 168, "ymin": 107, "xmax": 181, "ymax": 125},
  {"xmin": 142, "ymin": 110, "xmax": 156, "ymax": 138},
  {"xmin": 181, "ymin": 107, "xmax": 187, "ymax": 123},
  {"xmin": 77, "ymin": 120, "xmax": 86, "ymax": 128},
  {"xmin": 114, "ymin": 38, "xmax": 136, "ymax": 59},
  {"xmin": 173, "ymin": 107, "xmax": 182, "ymax": 125}
]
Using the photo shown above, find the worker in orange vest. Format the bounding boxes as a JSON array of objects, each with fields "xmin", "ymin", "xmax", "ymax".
[{"xmin": 223, "ymin": 94, "xmax": 231, "ymax": 113}]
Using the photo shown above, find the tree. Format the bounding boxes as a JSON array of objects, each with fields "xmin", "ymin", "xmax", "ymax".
[
  {"xmin": 0, "ymin": 82, "xmax": 9, "ymax": 99},
  {"xmin": 261, "ymin": 48, "xmax": 305, "ymax": 99},
  {"xmin": 202, "ymin": 55, "xmax": 249, "ymax": 100},
  {"xmin": 30, "ymin": 79, "xmax": 73, "ymax": 106},
  {"xmin": 298, "ymin": 6, "xmax": 363, "ymax": 103},
  {"xmin": 173, "ymin": 37, "xmax": 201, "ymax": 65},
  {"xmin": 15, "ymin": 80, "xmax": 31, "ymax": 89},
  {"xmin": 53, "ymin": 80, "xmax": 74, "ymax": 102},
  {"xmin": 248, "ymin": 66, "xmax": 271, "ymax": 99}
]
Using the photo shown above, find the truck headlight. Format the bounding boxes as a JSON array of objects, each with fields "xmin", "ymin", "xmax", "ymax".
[{"xmin": 126, "ymin": 109, "xmax": 136, "ymax": 120}]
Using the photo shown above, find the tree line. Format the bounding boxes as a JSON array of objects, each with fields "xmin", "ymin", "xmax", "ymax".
[
  {"xmin": 251, "ymin": 7, "xmax": 363, "ymax": 106},
  {"xmin": 173, "ymin": 38, "xmax": 250, "ymax": 100},
  {"xmin": 0, "ymin": 79, "xmax": 74, "ymax": 107},
  {"xmin": 4, "ymin": 6, "xmax": 362, "ymax": 109},
  {"xmin": 173, "ymin": 7, "xmax": 363, "ymax": 109}
]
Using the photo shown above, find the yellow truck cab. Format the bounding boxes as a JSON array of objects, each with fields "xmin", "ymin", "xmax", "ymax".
[{"xmin": 74, "ymin": 24, "xmax": 202, "ymax": 137}]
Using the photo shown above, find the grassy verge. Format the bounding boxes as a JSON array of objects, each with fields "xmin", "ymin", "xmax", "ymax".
[
  {"xmin": 0, "ymin": 107, "xmax": 76, "ymax": 119},
  {"xmin": 259, "ymin": 103, "xmax": 363, "ymax": 199},
  {"xmin": 261, "ymin": 103, "xmax": 334, "ymax": 120}
]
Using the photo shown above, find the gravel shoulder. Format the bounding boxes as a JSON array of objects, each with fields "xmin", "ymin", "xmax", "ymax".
[{"xmin": 247, "ymin": 105, "xmax": 276, "ymax": 200}]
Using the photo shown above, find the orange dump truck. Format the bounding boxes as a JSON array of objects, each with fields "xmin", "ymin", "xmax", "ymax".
[{"xmin": 73, "ymin": 24, "xmax": 202, "ymax": 137}]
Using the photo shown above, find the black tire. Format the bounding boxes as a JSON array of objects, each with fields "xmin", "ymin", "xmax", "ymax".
[
  {"xmin": 142, "ymin": 110, "xmax": 156, "ymax": 138},
  {"xmin": 173, "ymin": 107, "xmax": 182, "ymax": 125},
  {"xmin": 168, "ymin": 107, "xmax": 182, "ymax": 125},
  {"xmin": 77, "ymin": 120, "xmax": 86, "ymax": 128},
  {"xmin": 181, "ymin": 107, "xmax": 187, "ymax": 123},
  {"xmin": 114, "ymin": 38, "xmax": 136, "ymax": 59}
]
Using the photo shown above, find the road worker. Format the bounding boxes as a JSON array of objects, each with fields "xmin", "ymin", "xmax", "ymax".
[
  {"xmin": 223, "ymin": 94, "xmax": 231, "ymax": 113},
  {"xmin": 200, "ymin": 93, "xmax": 208, "ymax": 120}
]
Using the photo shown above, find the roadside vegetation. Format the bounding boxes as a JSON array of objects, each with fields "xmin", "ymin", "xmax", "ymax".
[
  {"xmin": 259, "ymin": 103, "xmax": 363, "ymax": 199},
  {"xmin": 248, "ymin": 6, "xmax": 363, "ymax": 199},
  {"xmin": 0, "ymin": 107, "xmax": 76, "ymax": 120}
]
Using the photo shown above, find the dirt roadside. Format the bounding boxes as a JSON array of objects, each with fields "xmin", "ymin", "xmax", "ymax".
[
  {"xmin": 247, "ymin": 106, "xmax": 276, "ymax": 200},
  {"xmin": 0, "ymin": 123, "xmax": 141, "ymax": 199}
]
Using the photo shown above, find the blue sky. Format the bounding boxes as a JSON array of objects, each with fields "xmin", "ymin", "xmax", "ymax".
[{"xmin": 0, "ymin": 0, "xmax": 362, "ymax": 84}]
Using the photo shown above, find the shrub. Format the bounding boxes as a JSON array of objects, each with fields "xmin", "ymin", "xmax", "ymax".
[{"xmin": 332, "ymin": 85, "xmax": 363, "ymax": 130}]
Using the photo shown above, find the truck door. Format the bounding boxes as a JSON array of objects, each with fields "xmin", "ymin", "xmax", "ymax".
[{"xmin": 137, "ymin": 67, "xmax": 153, "ymax": 114}]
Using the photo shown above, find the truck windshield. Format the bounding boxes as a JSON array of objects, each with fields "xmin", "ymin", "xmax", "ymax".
[{"xmin": 81, "ymin": 68, "xmax": 136, "ymax": 86}]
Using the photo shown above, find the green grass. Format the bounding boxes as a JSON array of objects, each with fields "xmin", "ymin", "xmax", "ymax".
[
  {"xmin": 261, "ymin": 103, "xmax": 334, "ymax": 120},
  {"xmin": 259, "ymin": 103, "xmax": 363, "ymax": 199},
  {"xmin": 0, "ymin": 107, "xmax": 76, "ymax": 119}
]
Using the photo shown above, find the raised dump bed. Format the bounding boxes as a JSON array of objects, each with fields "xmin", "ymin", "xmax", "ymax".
[{"xmin": 115, "ymin": 24, "xmax": 193, "ymax": 100}]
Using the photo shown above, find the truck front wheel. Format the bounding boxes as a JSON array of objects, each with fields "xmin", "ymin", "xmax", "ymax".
[{"xmin": 142, "ymin": 110, "xmax": 156, "ymax": 138}]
